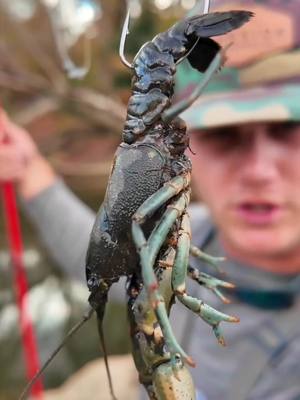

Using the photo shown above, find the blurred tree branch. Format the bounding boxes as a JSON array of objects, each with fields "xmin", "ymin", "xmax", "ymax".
[{"xmin": 0, "ymin": 0, "xmax": 126, "ymax": 132}]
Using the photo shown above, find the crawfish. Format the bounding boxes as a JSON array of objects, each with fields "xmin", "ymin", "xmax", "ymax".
[
  {"xmin": 20, "ymin": 5, "xmax": 253, "ymax": 400},
  {"xmin": 86, "ymin": 7, "xmax": 252, "ymax": 400}
]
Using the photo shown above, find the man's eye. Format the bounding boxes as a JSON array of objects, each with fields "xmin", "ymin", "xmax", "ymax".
[
  {"xmin": 270, "ymin": 122, "xmax": 300, "ymax": 141},
  {"xmin": 198, "ymin": 127, "xmax": 241, "ymax": 149}
]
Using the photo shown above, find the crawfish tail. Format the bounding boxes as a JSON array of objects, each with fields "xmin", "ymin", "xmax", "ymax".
[
  {"xmin": 153, "ymin": 10, "xmax": 253, "ymax": 63},
  {"xmin": 123, "ymin": 10, "xmax": 253, "ymax": 143},
  {"xmin": 185, "ymin": 11, "xmax": 254, "ymax": 38},
  {"xmin": 184, "ymin": 10, "xmax": 253, "ymax": 72}
]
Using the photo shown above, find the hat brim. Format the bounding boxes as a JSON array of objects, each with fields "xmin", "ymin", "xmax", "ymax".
[{"xmin": 181, "ymin": 84, "xmax": 300, "ymax": 129}]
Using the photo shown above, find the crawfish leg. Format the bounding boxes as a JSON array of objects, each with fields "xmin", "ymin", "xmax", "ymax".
[
  {"xmin": 189, "ymin": 243, "xmax": 225, "ymax": 273},
  {"xmin": 132, "ymin": 174, "xmax": 190, "ymax": 295},
  {"xmin": 129, "ymin": 249, "xmax": 195, "ymax": 400},
  {"xmin": 145, "ymin": 192, "xmax": 197, "ymax": 367},
  {"xmin": 132, "ymin": 175, "xmax": 195, "ymax": 367},
  {"xmin": 187, "ymin": 266, "xmax": 234, "ymax": 303},
  {"xmin": 172, "ymin": 213, "xmax": 239, "ymax": 346}
]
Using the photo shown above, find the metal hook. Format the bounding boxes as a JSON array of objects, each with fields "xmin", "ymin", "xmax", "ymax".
[
  {"xmin": 203, "ymin": 0, "xmax": 210, "ymax": 14},
  {"xmin": 176, "ymin": 37, "xmax": 199, "ymax": 66},
  {"xmin": 64, "ymin": 34, "xmax": 92, "ymax": 79},
  {"xmin": 44, "ymin": 0, "xmax": 95, "ymax": 80},
  {"xmin": 119, "ymin": 9, "xmax": 134, "ymax": 69}
]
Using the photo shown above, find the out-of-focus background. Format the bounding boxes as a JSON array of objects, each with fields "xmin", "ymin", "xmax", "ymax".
[{"xmin": 0, "ymin": 1, "xmax": 201, "ymax": 399}]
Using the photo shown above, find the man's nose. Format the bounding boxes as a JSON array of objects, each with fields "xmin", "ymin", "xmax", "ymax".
[{"xmin": 239, "ymin": 130, "xmax": 279, "ymax": 186}]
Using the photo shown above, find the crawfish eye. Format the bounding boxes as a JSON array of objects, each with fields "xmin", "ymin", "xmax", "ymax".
[
  {"xmin": 123, "ymin": 131, "xmax": 135, "ymax": 144},
  {"xmin": 87, "ymin": 275, "xmax": 99, "ymax": 290},
  {"xmin": 270, "ymin": 122, "xmax": 300, "ymax": 141}
]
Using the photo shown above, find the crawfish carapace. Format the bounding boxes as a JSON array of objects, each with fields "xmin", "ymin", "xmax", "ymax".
[{"xmin": 86, "ymin": 8, "xmax": 252, "ymax": 400}]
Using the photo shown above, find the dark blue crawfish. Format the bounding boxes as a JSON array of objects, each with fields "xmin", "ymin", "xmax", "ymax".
[{"xmin": 85, "ymin": 7, "xmax": 253, "ymax": 400}]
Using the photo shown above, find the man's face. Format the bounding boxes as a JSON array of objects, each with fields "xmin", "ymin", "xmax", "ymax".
[{"xmin": 189, "ymin": 122, "xmax": 300, "ymax": 264}]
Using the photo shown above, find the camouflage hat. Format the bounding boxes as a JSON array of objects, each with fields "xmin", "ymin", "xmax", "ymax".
[{"xmin": 177, "ymin": 0, "xmax": 300, "ymax": 129}]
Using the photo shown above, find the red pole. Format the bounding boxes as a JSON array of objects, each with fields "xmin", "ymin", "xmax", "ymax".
[{"xmin": 1, "ymin": 112, "xmax": 43, "ymax": 398}]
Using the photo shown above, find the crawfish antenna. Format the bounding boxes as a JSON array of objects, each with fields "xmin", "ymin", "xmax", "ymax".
[
  {"xmin": 119, "ymin": 9, "xmax": 134, "ymax": 69},
  {"xmin": 97, "ymin": 312, "xmax": 118, "ymax": 400},
  {"xmin": 162, "ymin": 44, "xmax": 233, "ymax": 123},
  {"xmin": 19, "ymin": 307, "xmax": 94, "ymax": 400},
  {"xmin": 162, "ymin": 49, "xmax": 224, "ymax": 123}
]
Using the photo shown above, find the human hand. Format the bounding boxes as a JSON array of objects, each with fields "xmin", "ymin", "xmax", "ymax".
[
  {"xmin": 0, "ymin": 110, "xmax": 38, "ymax": 182},
  {"xmin": 0, "ymin": 109, "xmax": 57, "ymax": 199}
]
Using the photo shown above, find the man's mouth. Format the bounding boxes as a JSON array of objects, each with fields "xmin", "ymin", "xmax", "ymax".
[{"xmin": 235, "ymin": 202, "xmax": 282, "ymax": 225}]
